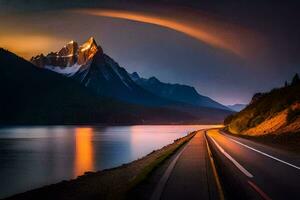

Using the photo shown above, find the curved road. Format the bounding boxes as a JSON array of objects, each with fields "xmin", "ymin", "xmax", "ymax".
[{"xmin": 206, "ymin": 129, "xmax": 300, "ymax": 200}]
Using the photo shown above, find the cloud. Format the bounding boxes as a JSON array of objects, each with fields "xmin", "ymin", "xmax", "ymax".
[{"xmin": 72, "ymin": 8, "xmax": 264, "ymax": 58}]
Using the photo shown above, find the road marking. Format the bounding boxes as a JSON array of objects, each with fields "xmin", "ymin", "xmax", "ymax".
[
  {"xmin": 209, "ymin": 137, "xmax": 254, "ymax": 178},
  {"xmin": 204, "ymin": 133, "xmax": 225, "ymax": 200},
  {"xmin": 150, "ymin": 133, "xmax": 193, "ymax": 200},
  {"xmin": 248, "ymin": 180, "xmax": 272, "ymax": 200},
  {"xmin": 227, "ymin": 136, "xmax": 300, "ymax": 170}
]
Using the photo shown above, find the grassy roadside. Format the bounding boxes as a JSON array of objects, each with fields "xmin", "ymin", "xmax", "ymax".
[
  {"xmin": 6, "ymin": 131, "xmax": 196, "ymax": 200},
  {"xmin": 128, "ymin": 132, "xmax": 196, "ymax": 189}
]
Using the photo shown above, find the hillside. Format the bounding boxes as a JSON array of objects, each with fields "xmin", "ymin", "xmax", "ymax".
[
  {"xmin": 0, "ymin": 48, "xmax": 203, "ymax": 125},
  {"xmin": 129, "ymin": 72, "xmax": 230, "ymax": 110},
  {"xmin": 224, "ymin": 74, "xmax": 300, "ymax": 136}
]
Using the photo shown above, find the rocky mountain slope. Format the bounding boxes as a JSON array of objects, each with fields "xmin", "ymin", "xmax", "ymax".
[{"xmin": 224, "ymin": 74, "xmax": 300, "ymax": 136}]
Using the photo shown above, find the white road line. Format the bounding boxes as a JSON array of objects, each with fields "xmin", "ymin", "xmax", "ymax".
[
  {"xmin": 227, "ymin": 137, "xmax": 300, "ymax": 170},
  {"xmin": 150, "ymin": 135, "xmax": 191, "ymax": 200},
  {"xmin": 209, "ymin": 137, "xmax": 254, "ymax": 178}
]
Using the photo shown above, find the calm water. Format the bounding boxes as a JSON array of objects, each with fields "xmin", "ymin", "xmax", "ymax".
[{"xmin": 0, "ymin": 125, "xmax": 218, "ymax": 198}]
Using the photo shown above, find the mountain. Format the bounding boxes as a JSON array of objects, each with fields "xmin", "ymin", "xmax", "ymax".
[
  {"xmin": 224, "ymin": 74, "xmax": 300, "ymax": 136},
  {"xmin": 31, "ymin": 37, "xmax": 171, "ymax": 106},
  {"xmin": 29, "ymin": 37, "xmax": 233, "ymax": 123},
  {"xmin": 31, "ymin": 37, "xmax": 99, "ymax": 74},
  {"xmin": 227, "ymin": 104, "xmax": 247, "ymax": 112},
  {"xmin": 0, "ymin": 48, "xmax": 203, "ymax": 125},
  {"xmin": 129, "ymin": 72, "xmax": 230, "ymax": 110},
  {"xmin": 31, "ymin": 37, "xmax": 230, "ymax": 111}
]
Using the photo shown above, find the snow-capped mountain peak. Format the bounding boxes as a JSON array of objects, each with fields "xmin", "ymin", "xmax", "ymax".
[
  {"xmin": 57, "ymin": 40, "xmax": 78, "ymax": 59},
  {"xmin": 77, "ymin": 37, "xmax": 100, "ymax": 65},
  {"xmin": 30, "ymin": 37, "xmax": 102, "ymax": 76},
  {"xmin": 79, "ymin": 37, "xmax": 97, "ymax": 52}
]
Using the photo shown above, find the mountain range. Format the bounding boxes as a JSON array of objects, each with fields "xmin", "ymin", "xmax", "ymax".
[
  {"xmin": 31, "ymin": 37, "xmax": 166, "ymax": 106},
  {"xmin": 129, "ymin": 72, "xmax": 229, "ymax": 110},
  {"xmin": 0, "ymin": 37, "xmax": 233, "ymax": 124},
  {"xmin": 0, "ymin": 48, "xmax": 200, "ymax": 124}
]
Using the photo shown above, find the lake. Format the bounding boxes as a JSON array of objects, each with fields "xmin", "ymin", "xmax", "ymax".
[{"xmin": 0, "ymin": 125, "xmax": 219, "ymax": 198}]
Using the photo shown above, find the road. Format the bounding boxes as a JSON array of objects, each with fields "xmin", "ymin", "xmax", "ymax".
[
  {"xmin": 206, "ymin": 129, "xmax": 300, "ymax": 200},
  {"xmin": 150, "ymin": 130, "xmax": 221, "ymax": 200}
]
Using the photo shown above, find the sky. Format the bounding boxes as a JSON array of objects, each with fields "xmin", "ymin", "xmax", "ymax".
[{"xmin": 0, "ymin": 0, "xmax": 299, "ymax": 105}]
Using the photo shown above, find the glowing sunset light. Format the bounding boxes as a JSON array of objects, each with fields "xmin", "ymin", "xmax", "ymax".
[
  {"xmin": 72, "ymin": 8, "xmax": 262, "ymax": 57},
  {"xmin": 74, "ymin": 128, "xmax": 95, "ymax": 177},
  {"xmin": 0, "ymin": 35, "xmax": 66, "ymax": 59}
]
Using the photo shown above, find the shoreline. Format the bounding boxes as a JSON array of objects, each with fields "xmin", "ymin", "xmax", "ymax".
[
  {"xmin": 6, "ymin": 131, "xmax": 196, "ymax": 200},
  {"xmin": 0, "ymin": 123, "xmax": 221, "ymax": 128}
]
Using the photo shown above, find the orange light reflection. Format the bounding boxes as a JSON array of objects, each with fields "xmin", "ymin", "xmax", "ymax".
[{"xmin": 74, "ymin": 128, "xmax": 94, "ymax": 177}]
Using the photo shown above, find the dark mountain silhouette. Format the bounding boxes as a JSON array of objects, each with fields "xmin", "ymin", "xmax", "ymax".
[
  {"xmin": 129, "ymin": 72, "xmax": 230, "ymax": 110},
  {"xmin": 0, "ymin": 48, "xmax": 205, "ymax": 124}
]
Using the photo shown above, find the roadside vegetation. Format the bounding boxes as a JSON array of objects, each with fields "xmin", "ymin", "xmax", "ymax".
[
  {"xmin": 224, "ymin": 73, "xmax": 300, "ymax": 135},
  {"xmin": 287, "ymin": 106, "xmax": 300, "ymax": 123}
]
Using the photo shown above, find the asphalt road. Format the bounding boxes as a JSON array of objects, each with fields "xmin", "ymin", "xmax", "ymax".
[
  {"xmin": 151, "ymin": 131, "xmax": 220, "ymax": 200},
  {"xmin": 206, "ymin": 129, "xmax": 300, "ymax": 200}
]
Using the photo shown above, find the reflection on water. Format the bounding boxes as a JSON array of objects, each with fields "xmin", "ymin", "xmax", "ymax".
[
  {"xmin": 0, "ymin": 125, "xmax": 220, "ymax": 198},
  {"xmin": 74, "ymin": 128, "xmax": 94, "ymax": 177},
  {"xmin": 129, "ymin": 125, "xmax": 197, "ymax": 159}
]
